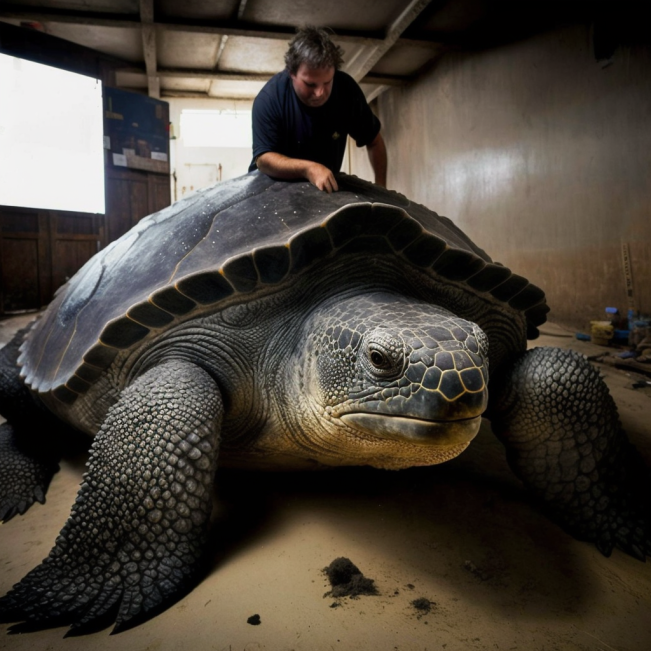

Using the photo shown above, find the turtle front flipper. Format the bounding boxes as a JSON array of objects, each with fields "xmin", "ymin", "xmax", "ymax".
[
  {"xmin": 0, "ymin": 359, "xmax": 223, "ymax": 635},
  {"xmin": 489, "ymin": 346, "xmax": 651, "ymax": 560}
]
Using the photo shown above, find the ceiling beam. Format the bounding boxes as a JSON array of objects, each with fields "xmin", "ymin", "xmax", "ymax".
[
  {"xmin": 119, "ymin": 65, "xmax": 412, "ymax": 86},
  {"xmin": 144, "ymin": 67, "xmax": 272, "ymax": 82},
  {"xmin": 139, "ymin": 0, "xmax": 153, "ymax": 24},
  {"xmin": 211, "ymin": 0, "xmax": 251, "ymax": 73},
  {"xmin": 159, "ymin": 90, "xmax": 218, "ymax": 99},
  {"xmin": 360, "ymin": 73, "xmax": 411, "ymax": 87},
  {"xmin": 0, "ymin": 6, "xmax": 440, "ymax": 50},
  {"xmin": 0, "ymin": 7, "xmax": 139, "ymax": 29},
  {"xmin": 345, "ymin": 0, "xmax": 435, "ymax": 81},
  {"xmin": 342, "ymin": 0, "xmax": 435, "ymax": 102},
  {"xmin": 139, "ymin": 0, "xmax": 159, "ymax": 98}
]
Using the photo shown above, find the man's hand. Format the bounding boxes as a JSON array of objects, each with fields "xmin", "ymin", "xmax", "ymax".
[
  {"xmin": 256, "ymin": 153, "xmax": 338, "ymax": 192},
  {"xmin": 305, "ymin": 162, "xmax": 338, "ymax": 193}
]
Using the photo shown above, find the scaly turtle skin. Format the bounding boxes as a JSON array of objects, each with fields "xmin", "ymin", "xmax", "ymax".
[{"xmin": 0, "ymin": 172, "xmax": 649, "ymax": 635}]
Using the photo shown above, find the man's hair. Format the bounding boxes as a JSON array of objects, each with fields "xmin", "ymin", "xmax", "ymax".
[{"xmin": 284, "ymin": 26, "xmax": 344, "ymax": 75}]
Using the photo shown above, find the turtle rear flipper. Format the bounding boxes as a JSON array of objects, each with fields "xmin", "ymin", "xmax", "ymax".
[
  {"xmin": 0, "ymin": 359, "xmax": 223, "ymax": 635},
  {"xmin": 1, "ymin": 329, "xmax": 61, "ymax": 521},
  {"xmin": 0, "ymin": 422, "xmax": 59, "ymax": 521},
  {"xmin": 489, "ymin": 346, "xmax": 651, "ymax": 560}
]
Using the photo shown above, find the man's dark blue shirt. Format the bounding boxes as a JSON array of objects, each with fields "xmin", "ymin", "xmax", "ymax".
[{"xmin": 249, "ymin": 69, "xmax": 381, "ymax": 174}]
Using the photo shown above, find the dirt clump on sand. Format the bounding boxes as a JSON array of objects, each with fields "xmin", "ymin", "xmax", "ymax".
[
  {"xmin": 411, "ymin": 597, "xmax": 433, "ymax": 615},
  {"xmin": 323, "ymin": 557, "xmax": 378, "ymax": 598}
]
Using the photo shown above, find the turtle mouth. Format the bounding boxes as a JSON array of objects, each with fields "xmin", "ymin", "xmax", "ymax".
[{"xmin": 340, "ymin": 413, "xmax": 482, "ymax": 447}]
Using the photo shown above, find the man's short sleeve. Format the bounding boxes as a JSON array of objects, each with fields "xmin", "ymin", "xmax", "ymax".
[
  {"xmin": 249, "ymin": 80, "xmax": 283, "ymax": 171},
  {"xmin": 343, "ymin": 74, "xmax": 381, "ymax": 148}
]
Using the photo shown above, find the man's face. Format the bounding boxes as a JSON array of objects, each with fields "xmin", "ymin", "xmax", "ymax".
[{"xmin": 290, "ymin": 64, "xmax": 335, "ymax": 108}]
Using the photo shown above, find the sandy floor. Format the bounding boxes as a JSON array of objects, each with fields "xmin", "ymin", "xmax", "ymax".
[{"xmin": 0, "ymin": 314, "xmax": 650, "ymax": 651}]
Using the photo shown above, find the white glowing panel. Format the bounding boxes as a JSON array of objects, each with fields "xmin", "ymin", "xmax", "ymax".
[
  {"xmin": 180, "ymin": 109, "xmax": 252, "ymax": 148},
  {"xmin": 0, "ymin": 53, "xmax": 105, "ymax": 214}
]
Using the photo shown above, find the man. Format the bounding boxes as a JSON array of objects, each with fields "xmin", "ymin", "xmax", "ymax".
[{"xmin": 249, "ymin": 26, "xmax": 387, "ymax": 193}]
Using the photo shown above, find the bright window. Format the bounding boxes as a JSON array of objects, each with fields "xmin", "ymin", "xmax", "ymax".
[
  {"xmin": 0, "ymin": 53, "xmax": 105, "ymax": 214},
  {"xmin": 180, "ymin": 109, "xmax": 252, "ymax": 148}
]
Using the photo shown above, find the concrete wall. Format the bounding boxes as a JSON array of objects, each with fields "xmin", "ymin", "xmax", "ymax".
[{"xmin": 351, "ymin": 24, "xmax": 651, "ymax": 331}]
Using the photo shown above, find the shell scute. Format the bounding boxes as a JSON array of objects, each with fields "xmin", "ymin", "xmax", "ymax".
[
  {"xmin": 466, "ymin": 264, "xmax": 512, "ymax": 292},
  {"xmin": 385, "ymin": 216, "xmax": 423, "ymax": 251},
  {"xmin": 337, "ymin": 235, "xmax": 395, "ymax": 257},
  {"xmin": 127, "ymin": 303, "xmax": 175, "ymax": 328},
  {"xmin": 176, "ymin": 272, "xmax": 234, "ymax": 305},
  {"xmin": 100, "ymin": 318, "xmax": 150, "ymax": 349},
  {"xmin": 508, "ymin": 284, "xmax": 546, "ymax": 311},
  {"xmin": 83, "ymin": 343, "xmax": 119, "ymax": 369},
  {"xmin": 325, "ymin": 203, "xmax": 404, "ymax": 248},
  {"xmin": 52, "ymin": 386, "xmax": 78, "ymax": 404},
  {"xmin": 150, "ymin": 287, "xmax": 196, "ymax": 315},
  {"xmin": 254, "ymin": 245, "xmax": 291, "ymax": 284},
  {"xmin": 432, "ymin": 248, "xmax": 486, "ymax": 281},
  {"xmin": 403, "ymin": 234, "xmax": 448, "ymax": 267},
  {"xmin": 490, "ymin": 274, "xmax": 530, "ymax": 302},
  {"xmin": 289, "ymin": 226, "xmax": 333, "ymax": 274},
  {"xmin": 221, "ymin": 254, "xmax": 259, "ymax": 293},
  {"xmin": 75, "ymin": 362, "xmax": 106, "ymax": 384},
  {"xmin": 66, "ymin": 374, "xmax": 92, "ymax": 394}
]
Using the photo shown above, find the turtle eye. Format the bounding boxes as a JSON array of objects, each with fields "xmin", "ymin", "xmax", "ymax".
[
  {"xmin": 369, "ymin": 347, "xmax": 390, "ymax": 369},
  {"xmin": 361, "ymin": 330, "xmax": 405, "ymax": 379}
]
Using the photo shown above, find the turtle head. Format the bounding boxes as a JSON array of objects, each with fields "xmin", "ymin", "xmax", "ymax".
[{"xmin": 300, "ymin": 292, "xmax": 489, "ymax": 469}]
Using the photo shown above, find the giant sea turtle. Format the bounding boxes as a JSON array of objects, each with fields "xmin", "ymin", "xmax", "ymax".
[{"xmin": 0, "ymin": 172, "xmax": 649, "ymax": 634}]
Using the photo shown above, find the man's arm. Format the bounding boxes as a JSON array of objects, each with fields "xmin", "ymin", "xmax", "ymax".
[
  {"xmin": 366, "ymin": 132, "xmax": 387, "ymax": 188},
  {"xmin": 255, "ymin": 152, "xmax": 339, "ymax": 193}
]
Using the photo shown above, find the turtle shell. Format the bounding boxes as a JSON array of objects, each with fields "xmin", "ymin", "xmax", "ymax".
[{"xmin": 19, "ymin": 172, "xmax": 548, "ymax": 404}]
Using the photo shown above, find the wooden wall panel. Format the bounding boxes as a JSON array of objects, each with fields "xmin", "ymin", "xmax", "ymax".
[
  {"xmin": 0, "ymin": 169, "xmax": 171, "ymax": 315},
  {"xmin": 0, "ymin": 237, "xmax": 40, "ymax": 313},
  {"xmin": 0, "ymin": 207, "xmax": 50, "ymax": 312},
  {"xmin": 150, "ymin": 174, "xmax": 172, "ymax": 214},
  {"xmin": 56, "ymin": 212, "xmax": 102, "ymax": 236},
  {"xmin": 104, "ymin": 176, "xmax": 132, "ymax": 244},
  {"xmin": 51, "ymin": 213, "xmax": 104, "ymax": 292},
  {"xmin": 52, "ymin": 239, "xmax": 99, "ymax": 290},
  {"xmin": 128, "ymin": 178, "xmax": 149, "ymax": 229},
  {"xmin": 105, "ymin": 168, "xmax": 170, "ymax": 243},
  {"xmin": 0, "ymin": 208, "xmax": 105, "ymax": 314},
  {"xmin": 0, "ymin": 211, "xmax": 39, "ymax": 233}
]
